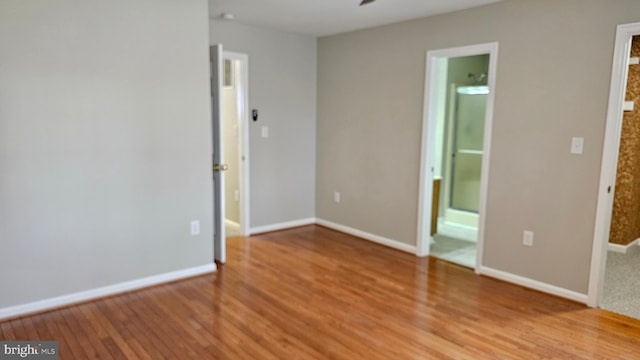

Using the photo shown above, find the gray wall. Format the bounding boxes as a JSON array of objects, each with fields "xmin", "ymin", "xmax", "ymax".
[
  {"xmin": 0, "ymin": 0, "xmax": 214, "ymax": 308},
  {"xmin": 316, "ymin": 0, "xmax": 640, "ymax": 294},
  {"xmin": 210, "ymin": 21, "xmax": 317, "ymax": 228}
]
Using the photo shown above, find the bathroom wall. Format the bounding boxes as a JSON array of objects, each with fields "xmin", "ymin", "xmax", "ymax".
[{"xmin": 610, "ymin": 36, "xmax": 640, "ymax": 246}]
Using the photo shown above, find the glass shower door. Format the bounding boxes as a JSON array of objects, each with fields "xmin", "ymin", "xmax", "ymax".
[{"xmin": 450, "ymin": 86, "xmax": 487, "ymax": 213}]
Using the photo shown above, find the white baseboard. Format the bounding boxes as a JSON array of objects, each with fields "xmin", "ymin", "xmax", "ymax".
[
  {"xmin": 225, "ymin": 219, "xmax": 240, "ymax": 232},
  {"xmin": 478, "ymin": 265, "xmax": 587, "ymax": 304},
  {"xmin": 607, "ymin": 238, "xmax": 640, "ymax": 254},
  {"xmin": 250, "ymin": 217, "xmax": 316, "ymax": 235},
  {"xmin": 437, "ymin": 218, "xmax": 477, "ymax": 243},
  {"xmin": 0, "ymin": 263, "xmax": 217, "ymax": 321},
  {"xmin": 316, "ymin": 218, "xmax": 417, "ymax": 254}
]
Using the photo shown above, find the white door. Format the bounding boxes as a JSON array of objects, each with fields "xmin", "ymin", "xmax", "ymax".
[{"xmin": 211, "ymin": 44, "xmax": 227, "ymax": 263}]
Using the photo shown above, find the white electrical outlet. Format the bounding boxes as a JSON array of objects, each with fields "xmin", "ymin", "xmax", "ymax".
[
  {"xmin": 523, "ymin": 230, "xmax": 534, "ymax": 246},
  {"xmin": 234, "ymin": 189, "xmax": 239, "ymax": 202},
  {"xmin": 190, "ymin": 220, "xmax": 200, "ymax": 236},
  {"xmin": 334, "ymin": 191, "xmax": 341, "ymax": 203}
]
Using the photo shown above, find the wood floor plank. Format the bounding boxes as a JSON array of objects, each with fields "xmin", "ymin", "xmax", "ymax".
[{"xmin": 1, "ymin": 225, "xmax": 640, "ymax": 359}]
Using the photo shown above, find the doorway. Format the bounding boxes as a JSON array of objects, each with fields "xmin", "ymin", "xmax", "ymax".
[
  {"xmin": 589, "ymin": 22, "xmax": 640, "ymax": 312},
  {"xmin": 222, "ymin": 52, "xmax": 250, "ymax": 239},
  {"xmin": 210, "ymin": 45, "xmax": 250, "ymax": 264},
  {"xmin": 416, "ymin": 43, "xmax": 499, "ymax": 272}
]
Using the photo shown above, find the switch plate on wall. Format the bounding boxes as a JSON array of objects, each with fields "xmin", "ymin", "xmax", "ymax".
[
  {"xmin": 571, "ymin": 137, "xmax": 584, "ymax": 154},
  {"xmin": 523, "ymin": 230, "xmax": 534, "ymax": 246},
  {"xmin": 190, "ymin": 220, "xmax": 200, "ymax": 236},
  {"xmin": 261, "ymin": 126, "xmax": 269, "ymax": 138},
  {"xmin": 334, "ymin": 191, "xmax": 341, "ymax": 203}
]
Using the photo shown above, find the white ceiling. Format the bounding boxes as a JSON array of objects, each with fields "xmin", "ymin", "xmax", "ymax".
[{"xmin": 209, "ymin": 0, "xmax": 502, "ymax": 37}]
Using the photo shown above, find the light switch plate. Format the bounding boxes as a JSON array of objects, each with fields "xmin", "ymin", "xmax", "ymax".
[
  {"xmin": 261, "ymin": 126, "xmax": 269, "ymax": 138},
  {"xmin": 571, "ymin": 137, "xmax": 584, "ymax": 155},
  {"xmin": 523, "ymin": 230, "xmax": 534, "ymax": 247},
  {"xmin": 190, "ymin": 220, "xmax": 200, "ymax": 236}
]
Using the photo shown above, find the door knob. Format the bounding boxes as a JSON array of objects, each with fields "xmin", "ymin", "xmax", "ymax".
[{"xmin": 213, "ymin": 164, "xmax": 229, "ymax": 172}]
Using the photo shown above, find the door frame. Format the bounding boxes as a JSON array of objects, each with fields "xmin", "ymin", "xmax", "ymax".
[
  {"xmin": 416, "ymin": 42, "xmax": 499, "ymax": 273},
  {"xmin": 587, "ymin": 22, "xmax": 640, "ymax": 307},
  {"xmin": 223, "ymin": 51, "xmax": 251, "ymax": 236}
]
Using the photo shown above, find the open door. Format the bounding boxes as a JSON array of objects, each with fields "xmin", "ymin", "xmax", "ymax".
[{"xmin": 211, "ymin": 44, "xmax": 227, "ymax": 263}]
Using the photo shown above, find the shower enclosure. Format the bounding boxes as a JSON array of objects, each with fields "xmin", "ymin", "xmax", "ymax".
[{"xmin": 444, "ymin": 85, "xmax": 488, "ymax": 233}]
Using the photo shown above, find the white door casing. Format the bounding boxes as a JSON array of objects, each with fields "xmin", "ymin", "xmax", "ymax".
[{"xmin": 416, "ymin": 42, "xmax": 499, "ymax": 275}]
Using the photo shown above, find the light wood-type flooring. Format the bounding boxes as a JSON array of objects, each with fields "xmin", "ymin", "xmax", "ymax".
[{"xmin": 1, "ymin": 225, "xmax": 640, "ymax": 359}]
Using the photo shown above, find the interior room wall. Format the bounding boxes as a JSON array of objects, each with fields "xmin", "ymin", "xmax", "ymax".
[
  {"xmin": 210, "ymin": 21, "xmax": 317, "ymax": 228},
  {"xmin": 316, "ymin": 0, "xmax": 640, "ymax": 294},
  {"xmin": 610, "ymin": 36, "xmax": 640, "ymax": 246},
  {"xmin": 223, "ymin": 60, "xmax": 241, "ymax": 224},
  {"xmin": 0, "ymin": 0, "xmax": 214, "ymax": 309}
]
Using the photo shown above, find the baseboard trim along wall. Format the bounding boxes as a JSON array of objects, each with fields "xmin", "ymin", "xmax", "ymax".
[
  {"xmin": 250, "ymin": 218, "xmax": 316, "ymax": 235},
  {"xmin": 478, "ymin": 265, "xmax": 588, "ymax": 304},
  {"xmin": 607, "ymin": 238, "xmax": 640, "ymax": 254},
  {"xmin": 225, "ymin": 219, "xmax": 240, "ymax": 232},
  {"xmin": 437, "ymin": 218, "xmax": 477, "ymax": 243},
  {"xmin": 0, "ymin": 263, "xmax": 217, "ymax": 321},
  {"xmin": 316, "ymin": 218, "xmax": 417, "ymax": 254}
]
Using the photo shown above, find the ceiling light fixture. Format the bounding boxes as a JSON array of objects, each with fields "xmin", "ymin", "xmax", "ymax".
[
  {"xmin": 359, "ymin": 0, "xmax": 376, "ymax": 5},
  {"xmin": 221, "ymin": 13, "xmax": 235, "ymax": 20}
]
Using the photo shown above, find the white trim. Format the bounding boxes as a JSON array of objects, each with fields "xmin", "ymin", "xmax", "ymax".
[
  {"xmin": 623, "ymin": 101, "xmax": 635, "ymax": 111},
  {"xmin": 225, "ymin": 219, "xmax": 240, "ymax": 232},
  {"xmin": 443, "ymin": 208, "xmax": 479, "ymax": 229},
  {"xmin": 416, "ymin": 42, "xmax": 499, "ymax": 279},
  {"xmin": 250, "ymin": 218, "xmax": 316, "ymax": 234},
  {"xmin": 607, "ymin": 238, "xmax": 640, "ymax": 254},
  {"xmin": 316, "ymin": 218, "xmax": 417, "ymax": 254},
  {"xmin": 588, "ymin": 22, "xmax": 640, "ymax": 308},
  {"xmin": 607, "ymin": 243, "xmax": 628, "ymax": 254},
  {"xmin": 437, "ymin": 218, "xmax": 477, "ymax": 243},
  {"xmin": 223, "ymin": 51, "xmax": 250, "ymax": 237},
  {"xmin": 0, "ymin": 264, "xmax": 217, "ymax": 321},
  {"xmin": 478, "ymin": 265, "xmax": 588, "ymax": 304}
]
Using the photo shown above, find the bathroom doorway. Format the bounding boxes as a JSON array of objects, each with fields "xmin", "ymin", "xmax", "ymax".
[{"xmin": 416, "ymin": 43, "xmax": 499, "ymax": 271}]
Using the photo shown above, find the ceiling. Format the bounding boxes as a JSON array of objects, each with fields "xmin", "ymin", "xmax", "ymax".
[{"xmin": 209, "ymin": 0, "xmax": 503, "ymax": 37}]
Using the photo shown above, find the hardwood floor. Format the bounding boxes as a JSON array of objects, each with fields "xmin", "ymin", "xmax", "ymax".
[{"xmin": 2, "ymin": 225, "xmax": 640, "ymax": 359}]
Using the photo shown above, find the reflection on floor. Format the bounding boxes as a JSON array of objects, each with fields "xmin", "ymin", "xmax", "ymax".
[
  {"xmin": 430, "ymin": 234, "xmax": 476, "ymax": 269},
  {"xmin": 602, "ymin": 246, "xmax": 640, "ymax": 319}
]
